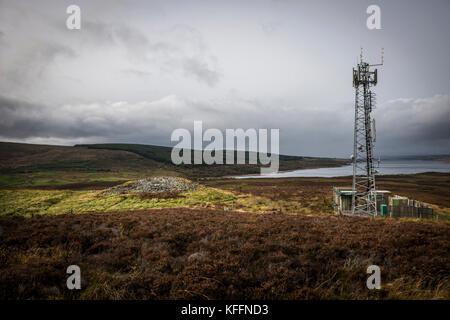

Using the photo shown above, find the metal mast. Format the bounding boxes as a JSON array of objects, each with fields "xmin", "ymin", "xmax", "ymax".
[{"xmin": 351, "ymin": 49, "xmax": 382, "ymax": 217}]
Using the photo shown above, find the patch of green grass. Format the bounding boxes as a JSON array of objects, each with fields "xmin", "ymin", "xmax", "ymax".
[
  {"xmin": 0, "ymin": 187, "xmax": 239, "ymax": 217},
  {"xmin": 0, "ymin": 174, "xmax": 22, "ymax": 187},
  {"xmin": 0, "ymin": 170, "xmax": 177, "ymax": 188},
  {"xmin": 0, "ymin": 172, "xmax": 72, "ymax": 187}
]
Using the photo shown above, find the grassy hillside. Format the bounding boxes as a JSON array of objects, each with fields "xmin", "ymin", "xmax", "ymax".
[
  {"xmin": 0, "ymin": 142, "xmax": 161, "ymax": 171},
  {"xmin": 0, "ymin": 142, "xmax": 349, "ymax": 187},
  {"xmin": 77, "ymin": 143, "xmax": 349, "ymax": 178},
  {"xmin": 75, "ymin": 143, "xmax": 343, "ymax": 165},
  {"xmin": 75, "ymin": 143, "xmax": 174, "ymax": 164},
  {"xmin": 0, "ymin": 142, "xmax": 172, "ymax": 187}
]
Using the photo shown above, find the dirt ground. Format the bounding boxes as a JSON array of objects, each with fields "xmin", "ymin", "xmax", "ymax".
[{"xmin": 0, "ymin": 208, "xmax": 448, "ymax": 300}]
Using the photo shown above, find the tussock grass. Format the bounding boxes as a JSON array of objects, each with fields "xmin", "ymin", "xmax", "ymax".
[
  {"xmin": 0, "ymin": 186, "xmax": 239, "ymax": 217},
  {"xmin": 1, "ymin": 208, "xmax": 448, "ymax": 300}
]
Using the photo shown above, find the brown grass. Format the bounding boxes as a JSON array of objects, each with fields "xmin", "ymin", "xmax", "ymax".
[
  {"xmin": 0, "ymin": 208, "xmax": 448, "ymax": 300},
  {"xmin": 203, "ymin": 173, "xmax": 450, "ymax": 216},
  {"xmin": 135, "ymin": 191, "xmax": 184, "ymax": 200}
]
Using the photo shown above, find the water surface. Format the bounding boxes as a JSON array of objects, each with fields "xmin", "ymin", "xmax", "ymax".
[{"xmin": 235, "ymin": 160, "xmax": 450, "ymax": 179}]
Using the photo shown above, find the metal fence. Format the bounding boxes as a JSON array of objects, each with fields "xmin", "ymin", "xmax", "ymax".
[{"xmin": 388, "ymin": 205, "xmax": 434, "ymax": 219}]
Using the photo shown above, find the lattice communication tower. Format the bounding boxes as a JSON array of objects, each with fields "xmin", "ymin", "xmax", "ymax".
[{"xmin": 351, "ymin": 49, "xmax": 383, "ymax": 216}]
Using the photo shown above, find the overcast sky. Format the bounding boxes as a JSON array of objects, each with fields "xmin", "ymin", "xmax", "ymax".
[{"xmin": 0, "ymin": 0, "xmax": 449, "ymax": 157}]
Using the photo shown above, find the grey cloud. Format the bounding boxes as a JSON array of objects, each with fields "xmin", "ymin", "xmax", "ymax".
[
  {"xmin": 79, "ymin": 20, "xmax": 115, "ymax": 45},
  {"xmin": 0, "ymin": 1, "xmax": 222, "ymax": 92},
  {"xmin": 75, "ymin": 20, "xmax": 221, "ymax": 86},
  {"xmin": 260, "ymin": 21, "xmax": 282, "ymax": 35},
  {"xmin": 82, "ymin": 21, "xmax": 149, "ymax": 54},
  {"xmin": 0, "ymin": 95, "xmax": 105, "ymax": 139},
  {"xmin": 0, "ymin": 40, "xmax": 76, "ymax": 89},
  {"xmin": 183, "ymin": 58, "xmax": 221, "ymax": 87},
  {"xmin": 0, "ymin": 94, "xmax": 189, "ymax": 142},
  {"xmin": 121, "ymin": 69, "xmax": 152, "ymax": 77},
  {"xmin": 0, "ymin": 0, "xmax": 449, "ymax": 156},
  {"xmin": 1, "ymin": 94, "xmax": 449, "ymax": 157},
  {"xmin": 373, "ymin": 95, "xmax": 450, "ymax": 155},
  {"xmin": 0, "ymin": 3, "xmax": 75, "ymax": 89}
]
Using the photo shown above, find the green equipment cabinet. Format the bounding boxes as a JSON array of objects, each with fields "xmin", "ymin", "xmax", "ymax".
[{"xmin": 380, "ymin": 204, "xmax": 387, "ymax": 216}]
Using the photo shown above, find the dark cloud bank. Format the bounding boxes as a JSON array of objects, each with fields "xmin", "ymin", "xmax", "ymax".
[
  {"xmin": 1, "ymin": 94, "xmax": 449, "ymax": 157},
  {"xmin": 0, "ymin": 0, "xmax": 449, "ymax": 157}
]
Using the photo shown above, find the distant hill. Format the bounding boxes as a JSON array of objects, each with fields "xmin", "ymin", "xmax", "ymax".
[
  {"xmin": 74, "ymin": 143, "xmax": 175, "ymax": 164},
  {"xmin": 74, "ymin": 143, "xmax": 339, "ymax": 164},
  {"xmin": 0, "ymin": 142, "xmax": 349, "ymax": 187},
  {"xmin": 380, "ymin": 154, "xmax": 450, "ymax": 162},
  {"xmin": 75, "ymin": 143, "xmax": 350, "ymax": 177},
  {"xmin": 0, "ymin": 142, "xmax": 160, "ymax": 172}
]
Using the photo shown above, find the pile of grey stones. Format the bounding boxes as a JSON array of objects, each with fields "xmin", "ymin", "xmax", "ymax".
[{"xmin": 100, "ymin": 177, "xmax": 197, "ymax": 196}]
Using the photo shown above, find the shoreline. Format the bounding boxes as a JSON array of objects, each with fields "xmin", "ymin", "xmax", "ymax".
[
  {"xmin": 219, "ymin": 162, "xmax": 351, "ymax": 179},
  {"xmin": 231, "ymin": 159, "xmax": 450, "ymax": 179}
]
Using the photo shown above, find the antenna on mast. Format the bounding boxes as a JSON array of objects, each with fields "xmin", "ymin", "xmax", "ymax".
[
  {"xmin": 351, "ymin": 51, "xmax": 380, "ymax": 217},
  {"xmin": 370, "ymin": 48, "xmax": 384, "ymax": 67}
]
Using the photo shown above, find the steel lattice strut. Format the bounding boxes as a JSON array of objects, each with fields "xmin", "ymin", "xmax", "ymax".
[{"xmin": 351, "ymin": 60, "xmax": 379, "ymax": 217}]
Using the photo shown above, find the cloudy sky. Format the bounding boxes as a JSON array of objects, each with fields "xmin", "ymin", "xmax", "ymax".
[{"xmin": 0, "ymin": 0, "xmax": 449, "ymax": 157}]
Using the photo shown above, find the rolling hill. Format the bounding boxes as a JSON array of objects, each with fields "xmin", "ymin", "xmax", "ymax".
[{"xmin": 0, "ymin": 142, "xmax": 349, "ymax": 187}]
